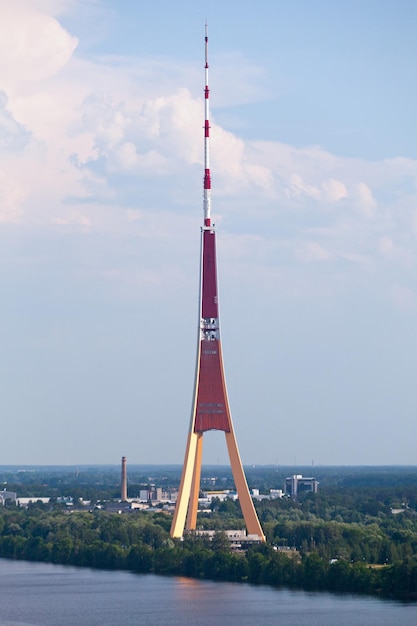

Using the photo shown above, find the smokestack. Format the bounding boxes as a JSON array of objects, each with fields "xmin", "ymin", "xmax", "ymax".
[{"xmin": 121, "ymin": 456, "xmax": 127, "ymax": 501}]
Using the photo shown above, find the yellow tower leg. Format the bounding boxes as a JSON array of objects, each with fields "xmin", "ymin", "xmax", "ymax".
[
  {"xmin": 225, "ymin": 430, "xmax": 265, "ymax": 540},
  {"xmin": 170, "ymin": 431, "xmax": 199, "ymax": 539},
  {"xmin": 186, "ymin": 433, "xmax": 203, "ymax": 530}
]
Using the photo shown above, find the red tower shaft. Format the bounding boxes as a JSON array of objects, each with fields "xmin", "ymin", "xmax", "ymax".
[{"xmin": 194, "ymin": 229, "xmax": 230, "ymax": 432}]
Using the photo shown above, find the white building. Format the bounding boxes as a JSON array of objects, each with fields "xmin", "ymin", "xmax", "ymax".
[{"xmin": 0, "ymin": 490, "xmax": 17, "ymax": 505}]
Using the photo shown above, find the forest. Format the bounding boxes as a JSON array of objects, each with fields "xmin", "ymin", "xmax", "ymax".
[{"xmin": 1, "ymin": 465, "xmax": 417, "ymax": 600}]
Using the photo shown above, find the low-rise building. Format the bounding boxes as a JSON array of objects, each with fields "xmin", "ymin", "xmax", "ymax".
[
  {"xmin": 0, "ymin": 490, "xmax": 17, "ymax": 505},
  {"xmin": 194, "ymin": 529, "xmax": 263, "ymax": 548},
  {"xmin": 17, "ymin": 497, "xmax": 50, "ymax": 507}
]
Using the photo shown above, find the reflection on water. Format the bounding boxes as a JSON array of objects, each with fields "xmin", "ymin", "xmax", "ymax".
[{"xmin": 175, "ymin": 575, "xmax": 207, "ymax": 599}]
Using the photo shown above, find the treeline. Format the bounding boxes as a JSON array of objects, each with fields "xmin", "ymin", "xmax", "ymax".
[
  {"xmin": 198, "ymin": 490, "xmax": 417, "ymax": 565},
  {"xmin": 1, "ymin": 507, "xmax": 417, "ymax": 599},
  {"xmin": 5, "ymin": 465, "xmax": 417, "ymax": 501}
]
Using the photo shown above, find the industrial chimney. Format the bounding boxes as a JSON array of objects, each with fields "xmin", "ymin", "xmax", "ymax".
[{"xmin": 121, "ymin": 456, "xmax": 127, "ymax": 501}]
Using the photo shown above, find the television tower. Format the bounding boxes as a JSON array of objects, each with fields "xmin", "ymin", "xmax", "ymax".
[{"xmin": 170, "ymin": 26, "xmax": 265, "ymax": 541}]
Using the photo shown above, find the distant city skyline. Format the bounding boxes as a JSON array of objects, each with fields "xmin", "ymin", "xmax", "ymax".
[{"xmin": 1, "ymin": 1, "xmax": 417, "ymax": 466}]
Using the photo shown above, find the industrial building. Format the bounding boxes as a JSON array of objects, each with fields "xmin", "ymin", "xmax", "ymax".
[{"xmin": 284, "ymin": 474, "xmax": 319, "ymax": 498}]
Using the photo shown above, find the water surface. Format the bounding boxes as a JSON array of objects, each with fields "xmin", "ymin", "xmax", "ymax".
[{"xmin": 0, "ymin": 559, "xmax": 415, "ymax": 625}]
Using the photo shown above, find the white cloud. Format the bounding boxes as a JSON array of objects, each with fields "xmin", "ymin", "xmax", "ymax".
[
  {"xmin": 0, "ymin": 169, "xmax": 25, "ymax": 222},
  {"xmin": 0, "ymin": 92, "xmax": 31, "ymax": 150},
  {"xmin": 351, "ymin": 181, "xmax": 377, "ymax": 217},
  {"xmin": 294, "ymin": 240, "xmax": 332, "ymax": 262},
  {"xmin": 24, "ymin": 0, "xmax": 78, "ymax": 15},
  {"xmin": 76, "ymin": 88, "xmax": 202, "ymax": 179},
  {"xmin": 322, "ymin": 178, "xmax": 348, "ymax": 202},
  {"xmin": 0, "ymin": 1, "xmax": 78, "ymax": 91},
  {"xmin": 52, "ymin": 211, "xmax": 91, "ymax": 226},
  {"xmin": 287, "ymin": 173, "xmax": 321, "ymax": 200}
]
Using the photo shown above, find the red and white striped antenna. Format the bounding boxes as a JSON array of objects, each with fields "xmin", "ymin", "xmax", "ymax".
[{"xmin": 203, "ymin": 22, "xmax": 211, "ymax": 227}]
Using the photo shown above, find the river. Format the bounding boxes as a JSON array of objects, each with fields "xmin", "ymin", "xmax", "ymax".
[{"xmin": 0, "ymin": 558, "xmax": 415, "ymax": 625}]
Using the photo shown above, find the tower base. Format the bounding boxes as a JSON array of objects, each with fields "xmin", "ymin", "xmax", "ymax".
[{"xmin": 170, "ymin": 429, "xmax": 265, "ymax": 541}]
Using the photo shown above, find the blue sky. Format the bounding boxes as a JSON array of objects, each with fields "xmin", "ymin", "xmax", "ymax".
[{"xmin": 1, "ymin": 0, "xmax": 417, "ymax": 466}]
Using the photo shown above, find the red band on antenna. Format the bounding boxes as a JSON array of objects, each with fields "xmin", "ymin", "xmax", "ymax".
[{"xmin": 204, "ymin": 169, "xmax": 211, "ymax": 189}]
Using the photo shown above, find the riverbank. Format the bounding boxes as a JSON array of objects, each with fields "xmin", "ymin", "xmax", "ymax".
[{"xmin": 1, "ymin": 508, "xmax": 416, "ymax": 600}]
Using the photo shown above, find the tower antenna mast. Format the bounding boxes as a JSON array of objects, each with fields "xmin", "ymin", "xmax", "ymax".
[{"xmin": 203, "ymin": 22, "xmax": 211, "ymax": 227}]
